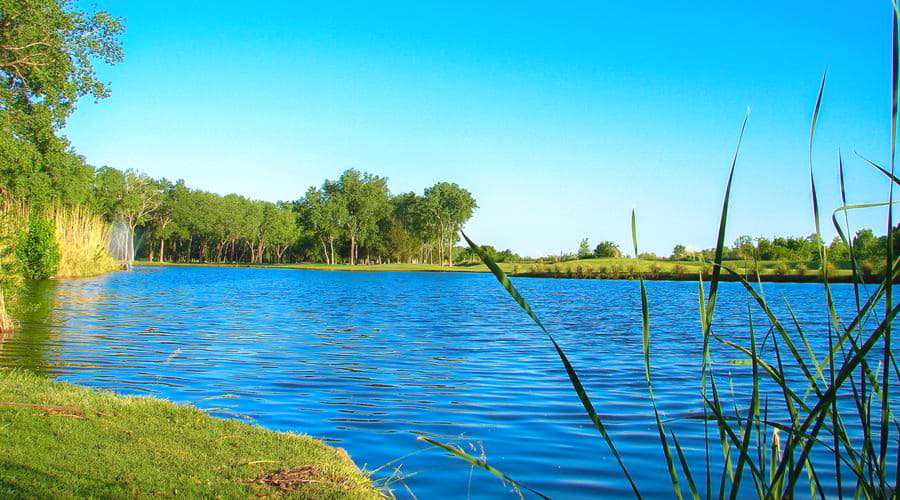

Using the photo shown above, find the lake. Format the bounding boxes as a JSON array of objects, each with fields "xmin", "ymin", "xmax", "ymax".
[{"xmin": 0, "ymin": 266, "xmax": 893, "ymax": 498}]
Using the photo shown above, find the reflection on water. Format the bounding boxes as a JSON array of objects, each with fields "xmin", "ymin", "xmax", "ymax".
[
  {"xmin": 0, "ymin": 266, "xmax": 894, "ymax": 498},
  {"xmin": 2, "ymin": 280, "xmax": 59, "ymax": 376}
]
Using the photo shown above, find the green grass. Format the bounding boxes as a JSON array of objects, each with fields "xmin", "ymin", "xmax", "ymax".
[
  {"xmin": 136, "ymin": 258, "xmax": 868, "ymax": 282},
  {"xmin": 0, "ymin": 370, "xmax": 380, "ymax": 499}
]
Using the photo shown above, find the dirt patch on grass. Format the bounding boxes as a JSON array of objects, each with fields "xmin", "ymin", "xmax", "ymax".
[
  {"xmin": 252, "ymin": 465, "xmax": 324, "ymax": 492},
  {"xmin": 0, "ymin": 401, "xmax": 84, "ymax": 418}
]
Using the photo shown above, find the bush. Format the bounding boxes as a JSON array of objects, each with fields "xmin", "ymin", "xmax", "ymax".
[
  {"xmin": 16, "ymin": 218, "xmax": 60, "ymax": 280},
  {"xmin": 672, "ymin": 264, "xmax": 686, "ymax": 275},
  {"xmin": 860, "ymin": 260, "xmax": 877, "ymax": 277},
  {"xmin": 818, "ymin": 262, "xmax": 838, "ymax": 279},
  {"xmin": 648, "ymin": 262, "xmax": 662, "ymax": 277},
  {"xmin": 597, "ymin": 265, "xmax": 609, "ymax": 276},
  {"xmin": 610, "ymin": 263, "xmax": 622, "ymax": 276},
  {"xmin": 575, "ymin": 264, "xmax": 584, "ymax": 278},
  {"xmin": 796, "ymin": 263, "xmax": 808, "ymax": 276},
  {"xmin": 774, "ymin": 261, "xmax": 789, "ymax": 276},
  {"xmin": 512, "ymin": 264, "xmax": 520, "ymax": 275}
]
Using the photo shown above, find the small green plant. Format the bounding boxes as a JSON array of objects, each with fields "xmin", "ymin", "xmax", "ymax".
[
  {"xmin": 648, "ymin": 262, "xmax": 662, "ymax": 277},
  {"xmin": 672, "ymin": 263, "xmax": 686, "ymax": 275},
  {"xmin": 860, "ymin": 260, "xmax": 876, "ymax": 277},
  {"xmin": 796, "ymin": 263, "xmax": 808, "ymax": 276},
  {"xmin": 773, "ymin": 261, "xmax": 789, "ymax": 276},
  {"xmin": 15, "ymin": 217, "xmax": 60, "ymax": 280},
  {"xmin": 511, "ymin": 264, "xmax": 520, "ymax": 275},
  {"xmin": 575, "ymin": 264, "xmax": 584, "ymax": 278},
  {"xmin": 610, "ymin": 263, "xmax": 622, "ymax": 277},
  {"xmin": 597, "ymin": 265, "xmax": 608, "ymax": 276}
]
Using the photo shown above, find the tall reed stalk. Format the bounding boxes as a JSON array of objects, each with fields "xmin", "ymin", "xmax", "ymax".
[{"xmin": 423, "ymin": 6, "xmax": 899, "ymax": 499}]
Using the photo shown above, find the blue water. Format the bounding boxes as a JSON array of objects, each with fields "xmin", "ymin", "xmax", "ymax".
[{"xmin": 1, "ymin": 266, "xmax": 895, "ymax": 498}]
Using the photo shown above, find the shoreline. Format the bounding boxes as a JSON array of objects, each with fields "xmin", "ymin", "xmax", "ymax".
[
  {"xmin": 134, "ymin": 261, "xmax": 890, "ymax": 284},
  {"xmin": 0, "ymin": 370, "xmax": 379, "ymax": 498}
]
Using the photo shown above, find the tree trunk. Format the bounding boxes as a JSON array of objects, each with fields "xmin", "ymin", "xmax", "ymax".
[
  {"xmin": 159, "ymin": 238, "xmax": 165, "ymax": 263},
  {"xmin": 329, "ymin": 237, "xmax": 336, "ymax": 265},
  {"xmin": 448, "ymin": 226, "xmax": 454, "ymax": 267},
  {"xmin": 320, "ymin": 237, "xmax": 329, "ymax": 264},
  {"xmin": 350, "ymin": 236, "xmax": 356, "ymax": 265}
]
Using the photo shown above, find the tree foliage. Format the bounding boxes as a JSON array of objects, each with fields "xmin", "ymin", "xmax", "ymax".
[{"xmin": 15, "ymin": 216, "xmax": 58, "ymax": 279}]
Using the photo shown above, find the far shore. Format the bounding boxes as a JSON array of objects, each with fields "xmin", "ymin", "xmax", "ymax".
[{"xmin": 133, "ymin": 260, "xmax": 891, "ymax": 284}]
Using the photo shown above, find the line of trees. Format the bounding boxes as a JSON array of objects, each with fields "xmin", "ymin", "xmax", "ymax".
[
  {"xmin": 558, "ymin": 231, "xmax": 900, "ymax": 266},
  {"xmin": 83, "ymin": 167, "xmax": 479, "ymax": 266}
]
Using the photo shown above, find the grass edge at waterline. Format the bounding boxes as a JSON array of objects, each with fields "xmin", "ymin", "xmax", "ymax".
[{"xmin": 0, "ymin": 369, "xmax": 381, "ymax": 498}]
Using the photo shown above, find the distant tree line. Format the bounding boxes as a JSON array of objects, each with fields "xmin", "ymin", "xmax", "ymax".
[
  {"xmin": 562, "ymin": 231, "xmax": 899, "ymax": 267},
  {"xmin": 84, "ymin": 168, "xmax": 479, "ymax": 266}
]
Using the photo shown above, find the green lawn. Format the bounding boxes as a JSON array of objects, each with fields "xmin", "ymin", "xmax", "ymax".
[
  {"xmin": 0, "ymin": 370, "xmax": 380, "ymax": 498},
  {"xmin": 137, "ymin": 258, "xmax": 858, "ymax": 280}
]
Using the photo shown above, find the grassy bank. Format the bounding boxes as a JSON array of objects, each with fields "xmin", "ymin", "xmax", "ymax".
[
  {"xmin": 0, "ymin": 370, "xmax": 379, "ymax": 498},
  {"xmin": 136, "ymin": 258, "xmax": 881, "ymax": 283}
]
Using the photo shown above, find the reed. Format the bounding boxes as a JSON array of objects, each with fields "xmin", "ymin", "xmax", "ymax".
[
  {"xmin": 427, "ymin": 10, "xmax": 899, "ymax": 497},
  {"xmin": 45, "ymin": 205, "xmax": 119, "ymax": 278}
]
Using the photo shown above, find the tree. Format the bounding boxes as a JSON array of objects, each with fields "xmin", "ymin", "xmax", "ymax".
[
  {"xmin": 578, "ymin": 238, "xmax": 591, "ymax": 258},
  {"xmin": 0, "ymin": 0, "xmax": 125, "ymax": 124},
  {"xmin": 423, "ymin": 182, "xmax": 477, "ymax": 266},
  {"xmin": 593, "ymin": 241, "xmax": 621, "ymax": 258},
  {"xmin": 93, "ymin": 167, "xmax": 160, "ymax": 262},
  {"xmin": 325, "ymin": 170, "xmax": 390, "ymax": 266},
  {"xmin": 852, "ymin": 228, "xmax": 879, "ymax": 261},
  {"xmin": 671, "ymin": 244, "xmax": 687, "ymax": 260}
]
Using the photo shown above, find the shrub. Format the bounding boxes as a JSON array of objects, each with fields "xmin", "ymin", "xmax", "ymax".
[
  {"xmin": 512, "ymin": 264, "xmax": 520, "ymax": 275},
  {"xmin": 575, "ymin": 264, "xmax": 584, "ymax": 278},
  {"xmin": 626, "ymin": 264, "xmax": 636, "ymax": 277},
  {"xmin": 648, "ymin": 262, "xmax": 662, "ymax": 277},
  {"xmin": 610, "ymin": 263, "xmax": 622, "ymax": 276},
  {"xmin": 16, "ymin": 218, "xmax": 60, "ymax": 280},
  {"xmin": 818, "ymin": 262, "xmax": 838, "ymax": 279},
  {"xmin": 774, "ymin": 261, "xmax": 789, "ymax": 276},
  {"xmin": 597, "ymin": 265, "xmax": 609, "ymax": 276},
  {"xmin": 860, "ymin": 260, "xmax": 877, "ymax": 277},
  {"xmin": 796, "ymin": 263, "xmax": 808, "ymax": 276},
  {"xmin": 672, "ymin": 263, "xmax": 686, "ymax": 275}
]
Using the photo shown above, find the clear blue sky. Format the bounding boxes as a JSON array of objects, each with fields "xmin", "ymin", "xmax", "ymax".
[{"xmin": 64, "ymin": 1, "xmax": 896, "ymax": 257}]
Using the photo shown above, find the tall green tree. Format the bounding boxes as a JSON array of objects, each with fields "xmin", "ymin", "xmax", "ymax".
[{"xmin": 423, "ymin": 182, "xmax": 476, "ymax": 266}]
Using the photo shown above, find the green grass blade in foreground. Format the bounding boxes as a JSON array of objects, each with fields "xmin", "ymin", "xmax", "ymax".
[
  {"xmin": 670, "ymin": 431, "xmax": 700, "ymax": 500},
  {"xmin": 706, "ymin": 109, "xmax": 750, "ymax": 322},
  {"xmin": 416, "ymin": 437, "xmax": 547, "ymax": 500},
  {"xmin": 460, "ymin": 229, "xmax": 642, "ymax": 499},
  {"xmin": 855, "ymin": 152, "xmax": 900, "ymax": 186},
  {"xmin": 772, "ymin": 302, "xmax": 900, "ymax": 495},
  {"xmin": 728, "ymin": 306, "xmax": 761, "ymax": 500},
  {"xmin": 632, "ymin": 210, "xmax": 686, "ymax": 500},
  {"xmin": 881, "ymin": 9, "xmax": 898, "ymax": 490}
]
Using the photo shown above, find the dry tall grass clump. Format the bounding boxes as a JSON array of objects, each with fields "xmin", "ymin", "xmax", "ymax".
[{"xmin": 45, "ymin": 205, "xmax": 119, "ymax": 278}]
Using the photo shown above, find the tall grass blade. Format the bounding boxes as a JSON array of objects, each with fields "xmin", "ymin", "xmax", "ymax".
[
  {"xmin": 706, "ymin": 108, "xmax": 750, "ymax": 321},
  {"xmin": 632, "ymin": 210, "xmax": 685, "ymax": 499},
  {"xmin": 460, "ymin": 229, "xmax": 642, "ymax": 498},
  {"xmin": 727, "ymin": 306, "xmax": 760, "ymax": 500},
  {"xmin": 880, "ymin": 6, "xmax": 898, "ymax": 491},
  {"xmin": 416, "ymin": 437, "xmax": 547, "ymax": 499}
]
